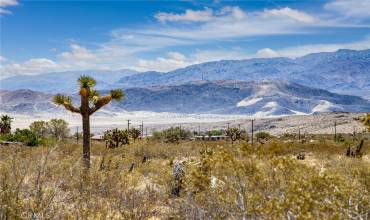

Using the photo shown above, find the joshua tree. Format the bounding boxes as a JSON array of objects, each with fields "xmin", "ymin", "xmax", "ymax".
[
  {"xmin": 226, "ymin": 127, "xmax": 247, "ymax": 144},
  {"xmin": 129, "ymin": 128, "xmax": 141, "ymax": 142},
  {"xmin": 103, "ymin": 128, "xmax": 129, "ymax": 148},
  {"xmin": 53, "ymin": 75, "xmax": 124, "ymax": 168},
  {"xmin": 0, "ymin": 114, "xmax": 13, "ymax": 134}
]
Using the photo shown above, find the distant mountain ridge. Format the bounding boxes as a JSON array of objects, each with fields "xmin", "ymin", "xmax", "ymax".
[
  {"xmin": 1, "ymin": 81, "xmax": 369, "ymax": 116},
  {"xmin": 115, "ymin": 49, "xmax": 370, "ymax": 98},
  {"xmin": 1, "ymin": 49, "xmax": 368, "ymax": 99}
]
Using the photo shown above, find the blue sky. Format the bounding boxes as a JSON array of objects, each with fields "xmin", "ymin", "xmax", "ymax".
[{"xmin": 1, "ymin": 0, "xmax": 370, "ymax": 77}]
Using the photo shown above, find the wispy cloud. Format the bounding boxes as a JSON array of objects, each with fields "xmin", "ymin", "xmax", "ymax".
[
  {"xmin": 0, "ymin": 0, "xmax": 18, "ymax": 14},
  {"xmin": 155, "ymin": 8, "xmax": 215, "ymax": 23},
  {"xmin": 324, "ymin": 0, "xmax": 370, "ymax": 19},
  {"xmin": 2, "ymin": 3, "xmax": 370, "ymax": 77},
  {"xmin": 262, "ymin": 7, "xmax": 318, "ymax": 24},
  {"xmin": 148, "ymin": 6, "xmax": 316, "ymax": 42},
  {"xmin": 257, "ymin": 36, "xmax": 370, "ymax": 58}
]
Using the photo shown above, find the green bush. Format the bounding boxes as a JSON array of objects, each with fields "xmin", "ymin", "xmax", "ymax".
[
  {"xmin": 152, "ymin": 127, "xmax": 192, "ymax": 143},
  {"xmin": 205, "ymin": 129, "xmax": 224, "ymax": 136},
  {"xmin": 255, "ymin": 131, "xmax": 271, "ymax": 140},
  {"xmin": 29, "ymin": 119, "xmax": 70, "ymax": 140},
  {"xmin": 2, "ymin": 128, "xmax": 40, "ymax": 146}
]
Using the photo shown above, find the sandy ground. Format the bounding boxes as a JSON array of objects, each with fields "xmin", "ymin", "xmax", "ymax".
[{"xmin": 2, "ymin": 111, "xmax": 367, "ymax": 135}]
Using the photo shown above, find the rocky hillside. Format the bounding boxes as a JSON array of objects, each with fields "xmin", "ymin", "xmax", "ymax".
[
  {"xmin": 116, "ymin": 49, "xmax": 370, "ymax": 98},
  {"xmin": 1, "ymin": 81, "xmax": 370, "ymax": 116}
]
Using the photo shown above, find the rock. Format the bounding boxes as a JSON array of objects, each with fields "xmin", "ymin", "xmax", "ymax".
[{"xmin": 296, "ymin": 153, "xmax": 305, "ymax": 160}]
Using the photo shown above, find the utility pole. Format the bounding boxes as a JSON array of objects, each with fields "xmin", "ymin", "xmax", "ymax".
[
  {"xmin": 139, "ymin": 125, "xmax": 143, "ymax": 138},
  {"xmin": 141, "ymin": 121, "xmax": 144, "ymax": 138},
  {"xmin": 238, "ymin": 124, "xmax": 241, "ymax": 130},
  {"xmin": 298, "ymin": 127, "xmax": 301, "ymax": 143},
  {"xmin": 145, "ymin": 127, "xmax": 148, "ymax": 137},
  {"xmin": 334, "ymin": 121, "xmax": 337, "ymax": 142},
  {"xmin": 127, "ymin": 119, "xmax": 131, "ymax": 132},
  {"xmin": 251, "ymin": 119, "xmax": 254, "ymax": 147},
  {"xmin": 227, "ymin": 122, "xmax": 230, "ymax": 130}
]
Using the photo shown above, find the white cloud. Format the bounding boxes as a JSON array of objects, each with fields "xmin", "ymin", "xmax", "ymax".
[
  {"xmin": 0, "ymin": 0, "xmax": 18, "ymax": 7},
  {"xmin": 2, "ymin": 4, "xmax": 370, "ymax": 77},
  {"xmin": 59, "ymin": 44, "xmax": 97, "ymax": 62},
  {"xmin": 137, "ymin": 53, "xmax": 190, "ymax": 72},
  {"xmin": 263, "ymin": 7, "xmax": 318, "ymax": 24},
  {"xmin": 166, "ymin": 51, "xmax": 186, "ymax": 61},
  {"xmin": 0, "ymin": 8, "xmax": 11, "ymax": 14},
  {"xmin": 325, "ymin": 0, "xmax": 370, "ymax": 18},
  {"xmin": 220, "ymin": 6, "xmax": 246, "ymax": 20},
  {"xmin": 0, "ymin": 0, "xmax": 18, "ymax": 14},
  {"xmin": 0, "ymin": 58, "xmax": 60, "ymax": 78},
  {"xmin": 259, "ymin": 36, "xmax": 370, "ymax": 58},
  {"xmin": 140, "ymin": 6, "xmax": 318, "ymax": 42},
  {"xmin": 155, "ymin": 8, "xmax": 215, "ymax": 23},
  {"xmin": 0, "ymin": 56, "xmax": 6, "ymax": 62},
  {"xmin": 256, "ymin": 48, "xmax": 280, "ymax": 58}
]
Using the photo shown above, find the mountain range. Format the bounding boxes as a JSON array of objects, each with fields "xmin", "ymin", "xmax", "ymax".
[
  {"xmin": 1, "ymin": 81, "xmax": 370, "ymax": 116},
  {"xmin": 1, "ymin": 49, "xmax": 369, "ymax": 117},
  {"xmin": 1, "ymin": 49, "xmax": 369, "ymax": 99}
]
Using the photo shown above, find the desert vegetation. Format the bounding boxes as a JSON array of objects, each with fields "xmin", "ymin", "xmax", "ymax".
[
  {"xmin": 0, "ymin": 118, "xmax": 70, "ymax": 146},
  {"xmin": 0, "ymin": 118, "xmax": 369, "ymax": 219}
]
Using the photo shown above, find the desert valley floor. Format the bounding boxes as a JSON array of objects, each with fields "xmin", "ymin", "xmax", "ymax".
[{"xmin": 4, "ymin": 111, "xmax": 367, "ymax": 136}]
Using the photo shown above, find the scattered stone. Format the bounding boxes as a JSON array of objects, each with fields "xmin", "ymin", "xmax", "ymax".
[{"xmin": 296, "ymin": 153, "xmax": 305, "ymax": 160}]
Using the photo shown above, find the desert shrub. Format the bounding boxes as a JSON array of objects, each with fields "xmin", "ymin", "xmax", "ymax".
[
  {"xmin": 205, "ymin": 129, "xmax": 224, "ymax": 136},
  {"xmin": 3, "ymin": 129, "xmax": 40, "ymax": 146},
  {"xmin": 152, "ymin": 127, "xmax": 192, "ymax": 143},
  {"xmin": 177, "ymin": 144, "xmax": 370, "ymax": 219},
  {"xmin": 255, "ymin": 131, "xmax": 271, "ymax": 141},
  {"xmin": 255, "ymin": 131, "xmax": 271, "ymax": 139},
  {"xmin": 0, "ymin": 135, "xmax": 369, "ymax": 219}
]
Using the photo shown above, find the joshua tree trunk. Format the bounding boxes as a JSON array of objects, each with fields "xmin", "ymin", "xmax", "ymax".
[
  {"xmin": 81, "ymin": 90, "xmax": 91, "ymax": 168},
  {"xmin": 82, "ymin": 113, "xmax": 90, "ymax": 168}
]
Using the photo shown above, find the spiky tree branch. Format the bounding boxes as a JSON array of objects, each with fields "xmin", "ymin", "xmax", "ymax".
[
  {"xmin": 89, "ymin": 89, "xmax": 124, "ymax": 115},
  {"xmin": 53, "ymin": 94, "xmax": 80, "ymax": 113}
]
